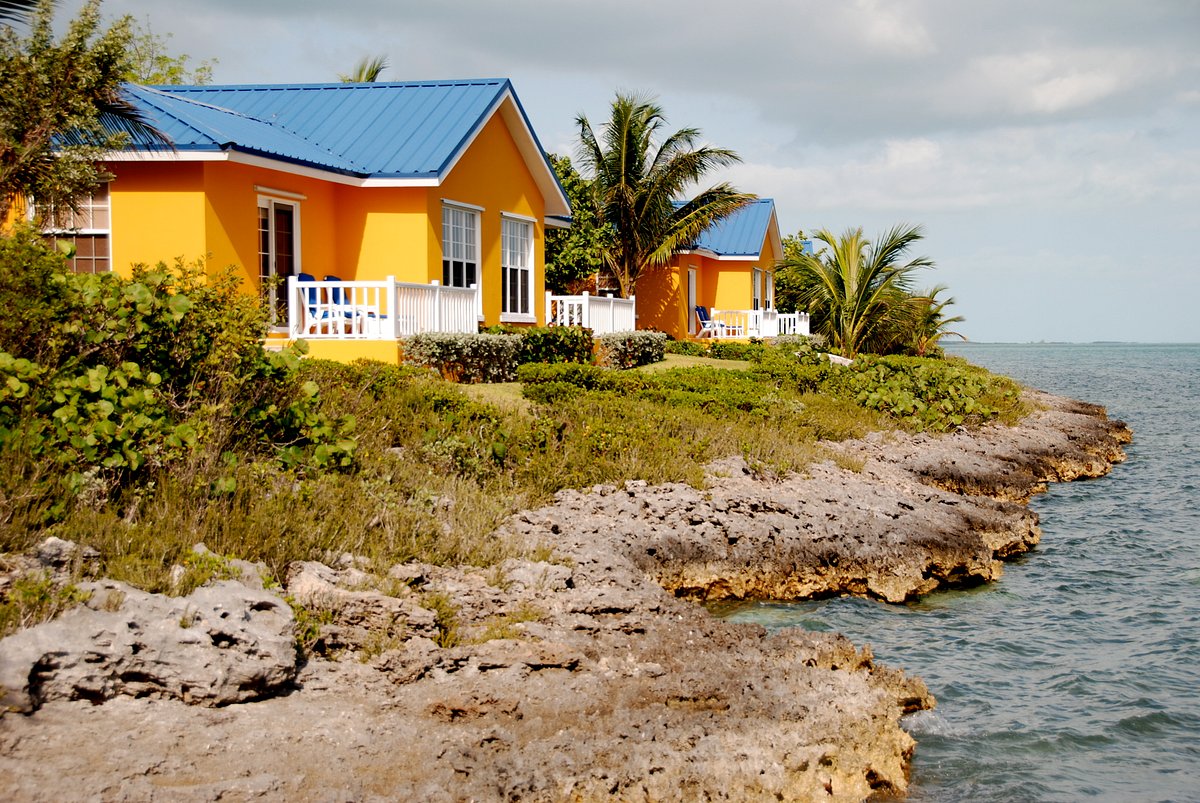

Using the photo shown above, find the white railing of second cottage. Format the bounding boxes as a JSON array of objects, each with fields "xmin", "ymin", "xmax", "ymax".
[
  {"xmin": 546, "ymin": 292, "xmax": 636, "ymax": 335},
  {"xmin": 287, "ymin": 276, "xmax": 479, "ymax": 339},
  {"xmin": 708, "ymin": 309, "xmax": 812, "ymax": 338}
]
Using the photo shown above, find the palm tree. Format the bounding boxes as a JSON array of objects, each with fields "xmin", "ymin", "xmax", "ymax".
[
  {"xmin": 339, "ymin": 55, "xmax": 388, "ymax": 83},
  {"xmin": 0, "ymin": 0, "xmax": 40, "ymax": 25},
  {"xmin": 775, "ymin": 224, "xmax": 934, "ymax": 358},
  {"xmin": 575, "ymin": 93, "xmax": 755, "ymax": 299},
  {"xmin": 909, "ymin": 285, "xmax": 966, "ymax": 356}
]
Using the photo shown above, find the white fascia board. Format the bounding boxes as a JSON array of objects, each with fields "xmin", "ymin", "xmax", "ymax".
[
  {"xmin": 766, "ymin": 207, "xmax": 784, "ymax": 262},
  {"xmin": 437, "ymin": 89, "xmax": 572, "ymax": 218},
  {"xmin": 544, "ymin": 216, "xmax": 571, "ymax": 229},
  {"xmin": 103, "ymin": 149, "xmax": 439, "ymax": 188},
  {"xmin": 106, "ymin": 151, "xmax": 228, "ymax": 162}
]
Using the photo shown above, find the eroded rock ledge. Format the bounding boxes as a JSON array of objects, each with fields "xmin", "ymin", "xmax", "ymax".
[
  {"xmin": 0, "ymin": 391, "xmax": 1129, "ymax": 802},
  {"xmin": 502, "ymin": 390, "xmax": 1128, "ymax": 606}
]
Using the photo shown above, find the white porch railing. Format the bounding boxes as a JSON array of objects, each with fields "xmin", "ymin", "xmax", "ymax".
[
  {"xmin": 287, "ymin": 276, "xmax": 479, "ymax": 339},
  {"xmin": 707, "ymin": 309, "xmax": 811, "ymax": 339},
  {"xmin": 546, "ymin": 291, "xmax": 636, "ymax": 335}
]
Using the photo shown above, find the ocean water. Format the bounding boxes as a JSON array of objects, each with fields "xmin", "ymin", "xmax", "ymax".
[{"xmin": 718, "ymin": 343, "xmax": 1200, "ymax": 802}]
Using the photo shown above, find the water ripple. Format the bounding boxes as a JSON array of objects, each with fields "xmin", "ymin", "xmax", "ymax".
[{"xmin": 722, "ymin": 344, "xmax": 1200, "ymax": 801}]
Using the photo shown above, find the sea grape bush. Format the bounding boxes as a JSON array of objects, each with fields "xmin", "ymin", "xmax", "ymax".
[
  {"xmin": 0, "ymin": 229, "xmax": 356, "ymax": 511},
  {"xmin": 837, "ymin": 355, "xmax": 1019, "ymax": 431}
]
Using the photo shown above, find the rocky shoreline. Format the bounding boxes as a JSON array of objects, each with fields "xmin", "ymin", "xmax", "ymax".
[{"xmin": 0, "ymin": 390, "xmax": 1131, "ymax": 801}]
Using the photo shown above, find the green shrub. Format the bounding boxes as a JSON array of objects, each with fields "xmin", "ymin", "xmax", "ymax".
[
  {"xmin": 664, "ymin": 339, "xmax": 710, "ymax": 357},
  {"xmin": 484, "ymin": 325, "xmax": 594, "ymax": 366},
  {"xmin": 594, "ymin": 331, "xmax": 667, "ymax": 369},
  {"xmin": 835, "ymin": 354, "xmax": 1022, "ymax": 431},
  {"xmin": 710, "ymin": 340, "xmax": 766, "ymax": 361},
  {"xmin": 401, "ymin": 332, "xmax": 522, "ymax": 383},
  {"xmin": 0, "ymin": 234, "xmax": 356, "ymax": 534}
]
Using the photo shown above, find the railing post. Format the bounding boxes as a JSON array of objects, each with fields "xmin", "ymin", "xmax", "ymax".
[
  {"xmin": 430, "ymin": 279, "xmax": 441, "ymax": 333},
  {"xmin": 470, "ymin": 283, "xmax": 479, "ymax": 333},
  {"xmin": 545, "ymin": 291, "xmax": 553, "ymax": 326},
  {"xmin": 287, "ymin": 276, "xmax": 298, "ymax": 337},
  {"xmin": 581, "ymin": 291, "xmax": 590, "ymax": 329},
  {"xmin": 386, "ymin": 276, "xmax": 398, "ymax": 338},
  {"xmin": 630, "ymin": 295, "xmax": 636, "ymax": 330}
]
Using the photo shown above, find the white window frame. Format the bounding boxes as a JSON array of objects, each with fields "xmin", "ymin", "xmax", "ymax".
[
  {"xmin": 257, "ymin": 193, "xmax": 302, "ymax": 329},
  {"xmin": 500, "ymin": 213, "xmax": 535, "ymax": 322},
  {"xmin": 765, "ymin": 270, "xmax": 775, "ymax": 310},
  {"xmin": 441, "ymin": 201, "xmax": 483, "ymax": 317},
  {"xmin": 752, "ymin": 267, "xmax": 764, "ymax": 311},
  {"xmin": 36, "ymin": 184, "xmax": 112, "ymax": 274}
]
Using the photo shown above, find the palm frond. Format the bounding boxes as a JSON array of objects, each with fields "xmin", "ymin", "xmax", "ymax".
[{"xmin": 339, "ymin": 55, "xmax": 388, "ymax": 83}]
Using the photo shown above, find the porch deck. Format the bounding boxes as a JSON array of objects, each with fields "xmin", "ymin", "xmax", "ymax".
[
  {"xmin": 286, "ymin": 276, "xmax": 479, "ymax": 340},
  {"xmin": 702, "ymin": 309, "xmax": 810, "ymax": 339}
]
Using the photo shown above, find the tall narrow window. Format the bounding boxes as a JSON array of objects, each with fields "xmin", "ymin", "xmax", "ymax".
[
  {"xmin": 765, "ymin": 271, "xmax": 775, "ymax": 310},
  {"xmin": 752, "ymin": 268, "xmax": 764, "ymax": 311},
  {"xmin": 257, "ymin": 196, "xmax": 300, "ymax": 326},
  {"xmin": 442, "ymin": 205, "xmax": 479, "ymax": 289},
  {"xmin": 501, "ymin": 216, "xmax": 533, "ymax": 318},
  {"xmin": 39, "ymin": 184, "xmax": 111, "ymax": 274}
]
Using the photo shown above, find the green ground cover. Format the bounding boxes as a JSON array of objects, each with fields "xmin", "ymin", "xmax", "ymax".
[{"xmin": 0, "ymin": 233, "xmax": 1024, "ymax": 615}]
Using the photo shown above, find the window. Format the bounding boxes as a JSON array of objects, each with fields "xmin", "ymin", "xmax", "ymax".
[
  {"xmin": 752, "ymin": 268, "xmax": 764, "ymax": 311},
  {"xmin": 441, "ymin": 205, "xmax": 479, "ymax": 289},
  {"xmin": 39, "ymin": 184, "xmax": 111, "ymax": 274},
  {"xmin": 501, "ymin": 216, "xmax": 533, "ymax": 318},
  {"xmin": 765, "ymin": 271, "xmax": 775, "ymax": 310},
  {"xmin": 258, "ymin": 196, "xmax": 300, "ymax": 326}
]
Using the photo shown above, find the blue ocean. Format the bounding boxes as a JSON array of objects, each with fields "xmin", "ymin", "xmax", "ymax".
[{"xmin": 720, "ymin": 343, "xmax": 1200, "ymax": 801}]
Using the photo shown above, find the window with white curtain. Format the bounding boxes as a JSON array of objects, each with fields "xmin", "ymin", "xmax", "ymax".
[
  {"xmin": 501, "ymin": 216, "xmax": 533, "ymax": 318},
  {"xmin": 442, "ymin": 204, "xmax": 479, "ymax": 289}
]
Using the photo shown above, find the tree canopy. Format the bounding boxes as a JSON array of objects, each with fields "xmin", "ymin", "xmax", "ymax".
[
  {"xmin": 124, "ymin": 16, "xmax": 216, "ymax": 85},
  {"xmin": 574, "ymin": 93, "xmax": 754, "ymax": 299},
  {"xmin": 1, "ymin": 0, "xmax": 167, "ymax": 222},
  {"xmin": 543, "ymin": 153, "xmax": 613, "ymax": 293},
  {"xmin": 774, "ymin": 224, "xmax": 936, "ymax": 358}
]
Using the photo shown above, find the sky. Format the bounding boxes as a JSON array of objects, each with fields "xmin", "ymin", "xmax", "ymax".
[{"xmin": 63, "ymin": 0, "xmax": 1200, "ymax": 342}]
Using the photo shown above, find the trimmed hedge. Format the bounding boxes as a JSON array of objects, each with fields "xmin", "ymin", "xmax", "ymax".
[
  {"xmin": 483, "ymin": 325, "xmax": 594, "ymax": 366},
  {"xmin": 595, "ymin": 331, "xmax": 667, "ymax": 369},
  {"xmin": 401, "ymin": 332, "xmax": 522, "ymax": 383}
]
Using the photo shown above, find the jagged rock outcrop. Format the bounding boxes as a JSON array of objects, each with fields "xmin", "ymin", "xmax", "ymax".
[
  {"xmin": 0, "ymin": 579, "xmax": 297, "ymax": 712},
  {"xmin": 0, "ymin": 390, "xmax": 1130, "ymax": 802}
]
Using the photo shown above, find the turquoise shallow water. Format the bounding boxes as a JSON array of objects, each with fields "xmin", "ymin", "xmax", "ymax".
[{"xmin": 716, "ymin": 343, "xmax": 1200, "ymax": 802}]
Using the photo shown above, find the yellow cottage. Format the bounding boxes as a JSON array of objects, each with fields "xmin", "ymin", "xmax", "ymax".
[
  {"xmin": 57, "ymin": 79, "xmax": 570, "ymax": 363},
  {"xmin": 634, "ymin": 199, "xmax": 807, "ymax": 340}
]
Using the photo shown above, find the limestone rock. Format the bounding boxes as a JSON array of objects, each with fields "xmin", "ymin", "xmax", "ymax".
[{"xmin": 0, "ymin": 579, "xmax": 296, "ymax": 713}]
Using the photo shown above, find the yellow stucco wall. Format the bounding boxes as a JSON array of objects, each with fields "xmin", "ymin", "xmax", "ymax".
[
  {"xmin": 434, "ymin": 111, "xmax": 547, "ymax": 325},
  {"xmin": 103, "ymin": 106, "xmax": 548, "ymax": 335},
  {"xmin": 635, "ymin": 263, "xmax": 688, "ymax": 339},
  {"xmin": 108, "ymin": 161, "xmax": 207, "ymax": 275},
  {"xmin": 639, "ymin": 224, "xmax": 780, "ymax": 340}
]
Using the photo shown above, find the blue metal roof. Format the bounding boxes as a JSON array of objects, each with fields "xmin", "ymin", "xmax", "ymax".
[
  {"xmin": 692, "ymin": 198, "xmax": 776, "ymax": 257},
  {"xmin": 114, "ymin": 79, "xmax": 536, "ymax": 181}
]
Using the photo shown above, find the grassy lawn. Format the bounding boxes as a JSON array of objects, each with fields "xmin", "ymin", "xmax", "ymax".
[
  {"xmin": 459, "ymin": 381, "xmax": 529, "ymax": 413},
  {"xmin": 636, "ymin": 353, "xmax": 753, "ymax": 372}
]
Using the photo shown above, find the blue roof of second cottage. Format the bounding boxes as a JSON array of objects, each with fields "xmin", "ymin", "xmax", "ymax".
[
  {"xmin": 690, "ymin": 198, "xmax": 777, "ymax": 257},
  {"xmin": 113, "ymin": 79, "xmax": 556, "ymax": 184}
]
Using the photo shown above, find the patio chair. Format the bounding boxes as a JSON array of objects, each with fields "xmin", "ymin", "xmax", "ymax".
[
  {"xmin": 296, "ymin": 272, "xmax": 334, "ymax": 335},
  {"xmin": 324, "ymin": 274, "xmax": 379, "ymax": 335},
  {"xmin": 695, "ymin": 305, "xmax": 722, "ymax": 338}
]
